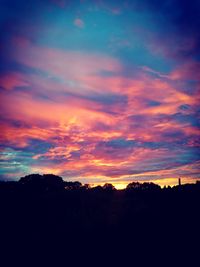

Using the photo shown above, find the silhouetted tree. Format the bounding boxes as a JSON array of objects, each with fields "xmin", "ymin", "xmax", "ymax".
[
  {"xmin": 126, "ymin": 182, "xmax": 161, "ymax": 191},
  {"xmin": 103, "ymin": 183, "xmax": 116, "ymax": 191},
  {"xmin": 19, "ymin": 173, "xmax": 64, "ymax": 192},
  {"xmin": 19, "ymin": 173, "xmax": 43, "ymax": 184},
  {"xmin": 126, "ymin": 182, "xmax": 141, "ymax": 190},
  {"xmin": 83, "ymin": 183, "xmax": 91, "ymax": 190},
  {"xmin": 91, "ymin": 185, "xmax": 103, "ymax": 192},
  {"xmin": 140, "ymin": 182, "xmax": 161, "ymax": 191},
  {"xmin": 64, "ymin": 181, "xmax": 82, "ymax": 190}
]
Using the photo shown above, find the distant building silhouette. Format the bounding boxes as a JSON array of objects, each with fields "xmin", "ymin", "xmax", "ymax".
[{"xmin": 178, "ymin": 178, "xmax": 181, "ymax": 186}]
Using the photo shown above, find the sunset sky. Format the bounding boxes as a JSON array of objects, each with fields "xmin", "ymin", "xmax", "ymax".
[{"xmin": 0, "ymin": 0, "xmax": 200, "ymax": 188}]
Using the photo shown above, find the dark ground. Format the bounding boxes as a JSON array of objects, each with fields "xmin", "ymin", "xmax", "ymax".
[{"xmin": 0, "ymin": 175, "xmax": 200, "ymax": 266}]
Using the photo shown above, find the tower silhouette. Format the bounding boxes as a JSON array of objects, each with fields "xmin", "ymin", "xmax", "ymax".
[{"xmin": 178, "ymin": 178, "xmax": 181, "ymax": 186}]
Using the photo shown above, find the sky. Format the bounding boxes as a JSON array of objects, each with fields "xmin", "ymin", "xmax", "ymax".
[{"xmin": 0, "ymin": 0, "xmax": 200, "ymax": 188}]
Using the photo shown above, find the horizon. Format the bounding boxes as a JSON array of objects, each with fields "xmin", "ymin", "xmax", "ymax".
[
  {"xmin": 1, "ymin": 172, "xmax": 200, "ymax": 189},
  {"xmin": 0, "ymin": 0, "xmax": 200, "ymax": 185}
]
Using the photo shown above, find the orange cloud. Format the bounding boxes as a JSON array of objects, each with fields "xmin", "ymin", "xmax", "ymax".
[{"xmin": 1, "ymin": 39, "xmax": 199, "ymax": 185}]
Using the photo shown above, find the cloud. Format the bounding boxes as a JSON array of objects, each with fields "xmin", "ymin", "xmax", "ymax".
[
  {"xmin": 0, "ymin": 1, "xmax": 199, "ymax": 184},
  {"xmin": 129, "ymin": 0, "xmax": 200, "ymax": 59},
  {"xmin": 170, "ymin": 61, "xmax": 200, "ymax": 82},
  {"xmin": 74, "ymin": 18, "xmax": 84, "ymax": 28},
  {"xmin": 0, "ymin": 72, "xmax": 29, "ymax": 90},
  {"xmin": 1, "ymin": 38, "xmax": 199, "ymax": 183}
]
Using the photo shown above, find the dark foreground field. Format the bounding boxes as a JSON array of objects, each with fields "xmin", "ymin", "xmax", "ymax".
[{"xmin": 0, "ymin": 174, "xmax": 200, "ymax": 266}]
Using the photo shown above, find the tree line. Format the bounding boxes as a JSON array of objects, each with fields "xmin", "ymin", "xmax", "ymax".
[{"xmin": 1, "ymin": 173, "xmax": 199, "ymax": 193}]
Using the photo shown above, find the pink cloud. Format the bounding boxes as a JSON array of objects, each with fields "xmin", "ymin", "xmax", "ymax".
[
  {"xmin": 111, "ymin": 8, "xmax": 121, "ymax": 15},
  {"xmin": 1, "ymin": 39, "xmax": 199, "ymax": 184},
  {"xmin": 170, "ymin": 61, "xmax": 200, "ymax": 82},
  {"xmin": 0, "ymin": 72, "xmax": 29, "ymax": 90},
  {"xmin": 74, "ymin": 18, "xmax": 84, "ymax": 28},
  {"xmin": 11, "ymin": 41, "xmax": 121, "ymax": 92}
]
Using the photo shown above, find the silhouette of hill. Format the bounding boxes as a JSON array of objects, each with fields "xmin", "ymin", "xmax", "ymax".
[{"xmin": 0, "ymin": 174, "xmax": 199, "ymax": 266}]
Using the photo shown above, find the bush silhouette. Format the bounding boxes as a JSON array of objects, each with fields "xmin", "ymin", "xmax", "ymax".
[
  {"xmin": 126, "ymin": 181, "xmax": 161, "ymax": 191},
  {"xmin": 19, "ymin": 173, "xmax": 64, "ymax": 192}
]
